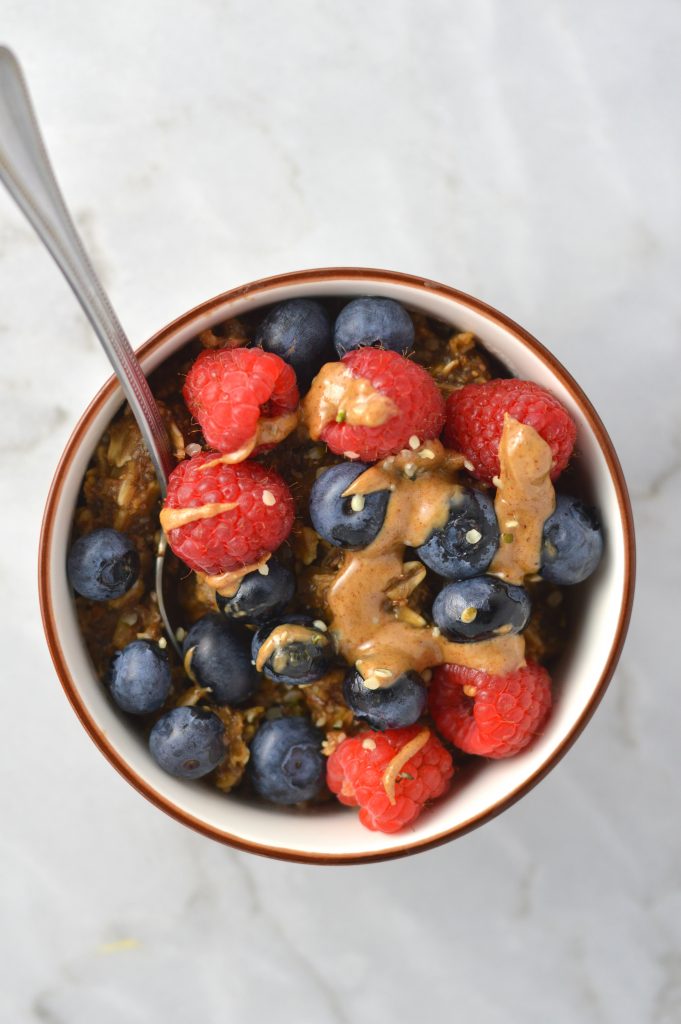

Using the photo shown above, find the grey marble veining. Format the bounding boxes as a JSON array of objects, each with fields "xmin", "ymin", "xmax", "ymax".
[{"xmin": 1, "ymin": 2, "xmax": 679, "ymax": 1022}]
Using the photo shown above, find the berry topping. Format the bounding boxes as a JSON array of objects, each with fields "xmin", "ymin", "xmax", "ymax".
[
  {"xmin": 326, "ymin": 725, "xmax": 454, "ymax": 833},
  {"xmin": 67, "ymin": 528, "xmax": 139, "ymax": 601},
  {"xmin": 216, "ymin": 558, "xmax": 295, "ymax": 623},
  {"xmin": 444, "ymin": 379, "xmax": 576, "ymax": 483},
  {"xmin": 149, "ymin": 706, "xmax": 227, "ymax": 779},
  {"xmin": 416, "ymin": 486, "xmax": 499, "ymax": 579},
  {"xmin": 429, "ymin": 661, "xmax": 552, "ymax": 758},
  {"xmin": 333, "ymin": 296, "xmax": 415, "ymax": 358},
  {"xmin": 251, "ymin": 615, "xmax": 334, "ymax": 685},
  {"xmin": 161, "ymin": 453, "xmax": 295, "ymax": 576},
  {"xmin": 309, "ymin": 461, "xmax": 390, "ymax": 550},
  {"xmin": 541, "ymin": 494, "xmax": 604, "ymax": 585},
  {"xmin": 343, "ymin": 669, "xmax": 427, "ymax": 730},
  {"xmin": 317, "ymin": 349, "xmax": 445, "ymax": 462},
  {"xmin": 432, "ymin": 576, "xmax": 531, "ymax": 642},
  {"xmin": 183, "ymin": 347, "xmax": 299, "ymax": 457},
  {"xmin": 108, "ymin": 640, "xmax": 171, "ymax": 715},
  {"xmin": 256, "ymin": 298, "xmax": 333, "ymax": 385},
  {"xmin": 249, "ymin": 717, "xmax": 326, "ymax": 805},
  {"xmin": 182, "ymin": 614, "xmax": 258, "ymax": 705}
]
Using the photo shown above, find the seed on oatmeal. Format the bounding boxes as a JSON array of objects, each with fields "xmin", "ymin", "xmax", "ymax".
[
  {"xmin": 492, "ymin": 475, "xmax": 502, "ymax": 488},
  {"xmin": 502, "ymin": 533, "xmax": 514, "ymax": 544},
  {"xmin": 343, "ymin": 451, "xmax": 360, "ymax": 459},
  {"xmin": 373, "ymin": 668, "xmax": 393, "ymax": 679},
  {"xmin": 432, "ymin": 626, "xmax": 441, "ymax": 637},
  {"xmin": 404, "ymin": 463, "xmax": 416, "ymax": 478},
  {"xmin": 505, "ymin": 518, "xmax": 519, "ymax": 529},
  {"xmin": 257, "ymin": 563, "xmax": 270, "ymax": 576},
  {"xmin": 494, "ymin": 623, "xmax": 513, "ymax": 635},
  {"xmin": 465, "ymin": 528, "xmax": 482, "ymax": 544},
  {"xmin": 463, "ymin": 684, "xmax": 477, "ymax": 698},
  {"xmin": 463, "ymin": 459, "xmax": 475, "ymax": 472},
  {"xmin": 362, "ymin": 737, "xmax": 377, "ymax": 751},
  {"xmin": 420, "ymin": 448, "xmax": 436, "ymax": 460},
  {"xmin": 307, "ymin": 446, "xmax": 324, "ymax": 461},
  {"xmin": 175, "ymin": 627, "xmax": 187, "ymax": 643},
  {"xmin": 408, "ymin": 435, "xmax": 420, "ymax": 450},
  {"xmin": 186, "ymin": 443, "xmax": 202, "ymax": 457},
  {"xmin": 313, "ymin": 619, "xmax": 328, "ymax": 631},
  {"xmin": 460, "ymin": 606, "xmax": 477, "ymax": 623},
  {"xmin": 158, "ymin": 637, "xmax": 167, "ymax": 649},
  {"xmin": 363, "ymin": 676, "xmax": 381, "ymax": 690},
  {"xmin": 350, "ymin": 494, "xmax": 366, "ymax": 512},
  {"xmin": 262, "ymin": 490, "xmax": 276, "ymax": 506}
]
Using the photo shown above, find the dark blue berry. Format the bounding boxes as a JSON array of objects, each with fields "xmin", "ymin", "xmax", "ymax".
[
  {"xmin": 149, "ymin": 706, "xmax": 226, "ymax": 779},
  {"xmin": 432, "ymin": 576, "xmax": 531, "ymax": 642},
  {"xmin": 343, "ymin": 669, "xmax": 427, "ymax": 730},
  {"xmin": 310, "ymin": 461, "xmax": 389, "ymax": 550},
  {"xmin": 108, "ymin": 640, "xmax": 171, "ymax": 715},
  {"xmin": 416, "ymin": 487, "xmax": 499, "ymax": 579},
  {"xmin": 333, "ymin": 296, "xmax": 415, "ymax": 358},
  {"xmin": 182, "ymin": 614, "xmax": 258, "ymax": 705},
  {"xmin": 216, "ymin": 559, "xmax": 295, "ymax": 624},
  {"xmin": 251, "ymin": 615, "xmax": 333, "ymax": 685},
  {"xmin": 249, "ymin": 717, "xmax": 325, "ymax": 804},
  {"xmin": 541, "ymin": 494, "xmax": 604, "ymax": 585},
  {"xmin": 256, "ymin": 298, "xmax": 333, "ymax": 386},
  {"xmin": 67, "ymin": 528, "xmax": 139, "ymax": 601}
]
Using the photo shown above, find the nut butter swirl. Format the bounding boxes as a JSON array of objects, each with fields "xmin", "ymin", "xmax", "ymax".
[
  {"xmin": 489, "ymin": 415, "xmax": 555, "ymax": 584},
  {"xmin": 301, "ymin": 362, "xmax": 399, "ymax": 440},
  {"xmin": 326, "ymin": 441, "xmax": 526, "ymax": 686}
]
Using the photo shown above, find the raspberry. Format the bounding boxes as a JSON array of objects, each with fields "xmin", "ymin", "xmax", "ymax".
[
  {"xmin": 321, "ymin": 349, "xmax": 445, "ymax": 462},
  {"xmin": 443, "ymin": 379, "xmax": 576, "ymax": 483},
  {"xmin": 326, "ymin": 725, "xmax": 454, "ymax": 833},
  {"xmin": 161, "ymin": 453, "xmax": 295, "ymax": 575},
  {"xmin": 183, "ymin": 347, "xmax": 299, "ymax": 456},
  {"xmin": 429, "ymin": 661, "xmax": 552, "ymax": 759}
]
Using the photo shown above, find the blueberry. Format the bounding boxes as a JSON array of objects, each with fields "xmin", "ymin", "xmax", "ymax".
[
  {"xmin": 216, "ymin": 559, "xmax": 295, "ymax": 624},
  {"xmin": 108, "ymin": 640, "xmax": 171, "ymax": 715},
  {"xmin": 333, "ymin": 296, "xmax": 415, "ymax": 358},
  {"xmin": 249, "ymin": 717, "xmax": 325, "ymax": 804},
  {"xmin": 541, "ymin": 494, "xmax": 604, "ymax": 585},
  {"xmin": 343, "ymin": 669, "xmax": 427, "ymax": 730},
  {"xmin": 256, "ymin": 298, "xmax": 333, "ymax": 386},
  {"xmin": 416, "ymin": 487, "xmax": 499, "ymax": 580},
  {"xmin": 432, "ymin": 576, "xmax": 531, "ymax": 642},
  {"xmin": 182, "ymin": 614, "xmax": 258, "ymax": 705},
  {"xmin": 310, "ymin": 461, "xmax": 390, "ymax": 550},
  {"xmin": 67, "ymin": 528, "xmax": 139, "ymax": 601},
  {"xmin": 251, "ymin": 615, "xmax": 333, "ymax": 685},
  {"xmin": 149, "ymin": 706, "xmax": 226, "ymax": 779}
]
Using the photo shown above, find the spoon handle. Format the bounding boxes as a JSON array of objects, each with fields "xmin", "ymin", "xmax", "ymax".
[{"xmin": 0, "ymin": 46, "xmax": 174, "ymax": 493}]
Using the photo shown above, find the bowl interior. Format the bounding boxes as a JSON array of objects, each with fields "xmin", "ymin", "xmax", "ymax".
[{"xmin": 43, "ymin": 273, "xmax": 630, "ymax": 861}]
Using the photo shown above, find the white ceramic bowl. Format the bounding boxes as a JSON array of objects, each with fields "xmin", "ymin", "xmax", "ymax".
[{"xmin": 39, "ymin": 268, "xmax": 635, "ymax": 864}]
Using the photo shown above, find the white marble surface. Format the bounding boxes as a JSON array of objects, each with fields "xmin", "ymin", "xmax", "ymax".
[{"xmin": 1, "ymin": 2, "xmax": 679, "ymax": 1021}]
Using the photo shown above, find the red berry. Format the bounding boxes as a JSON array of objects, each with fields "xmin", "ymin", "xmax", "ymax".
[
  {"xmin": 161, "ymin": 452, "xmax": 295, "ymax": 575},
  {"xmin": 327, "ymin": 725, "xmax": 454, "ymax": 833},
  {"xmin": 321, "ymin": 349, "xmax": 445, "ymax": 462},
  {"xmin": 183, "ymin": 347, "xmax": 299, "ymax": 455},
  {"xmin": 429, "ymin": 661, "xmax": 552, "ymax": 759},
  {"xmin": 443, "ymin": 379, "xmax": 576, "ymax": 483}
]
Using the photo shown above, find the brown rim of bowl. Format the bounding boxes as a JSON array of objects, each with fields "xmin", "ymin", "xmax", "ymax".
[{"xmin": 38, "ymin": 267, "xmax": 636, "ymax": 866}]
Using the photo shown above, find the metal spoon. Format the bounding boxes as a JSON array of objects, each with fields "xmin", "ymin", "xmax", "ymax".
[{"xmin": 0, "ymin": 47, "xmax": 181, "ymax": 657}]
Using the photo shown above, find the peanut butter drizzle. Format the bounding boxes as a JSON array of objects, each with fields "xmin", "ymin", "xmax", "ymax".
[
  {"xmin": 489, "ymin": 415, "xmax": 556, "ymax": 584},
  {"xmin": 326, "ymin": 440, "xmax": 526, "ymax": 685},
  {"xmin": 198, "ymin": 556, "xmax": 271, "ymax": 598},
  {"xmin": 160, "ymin": 501, "xmax": 238, "ymax": 533},
  {"xmin": 255, "ymin": 623, "xmax": 328, "ymax": 673},
  {"xmin": 301, "ymin": 362, "xmax": 399, "ymax": 440},
  {"xmin": 198, "ymin": 409, "xmax": 301, "ymax": 469}
]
